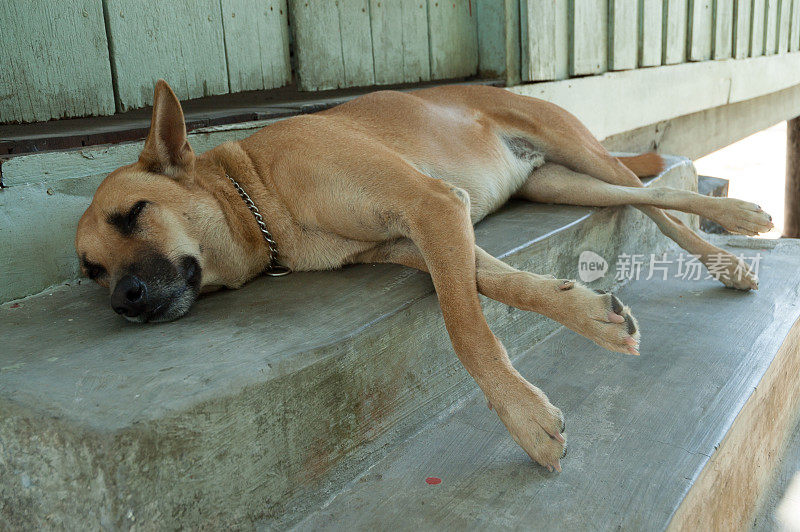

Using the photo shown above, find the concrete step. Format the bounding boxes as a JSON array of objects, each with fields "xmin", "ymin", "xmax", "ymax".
[
  {"xmin": 291, "ymin": 238, "xmax": 800, "ymax": 531},
  {"xmin": 2, "ymin": 157, "xmax": 698, "ymax": 528},
  {"xmin": 752, "ymin": 404, "xmax": 800, "ymax": 530}
]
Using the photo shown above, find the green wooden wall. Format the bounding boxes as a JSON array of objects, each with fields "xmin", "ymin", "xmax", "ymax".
[
  {"xmin": 519, "ymin": 0, "xmax": 800, "ymax": 82},
  {"xmin": 0, "ymin": 1, "xmax": 115, "ymax": 123},
  {"xmin": 4, "ymin": 0, "xmax": 800, "ymax": 124}
]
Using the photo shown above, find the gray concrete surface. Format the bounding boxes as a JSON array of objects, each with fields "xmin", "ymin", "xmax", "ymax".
[
  {"xmin": 753, "ymin": 412, "xmax": 800, "ymax": 530},
  {"xmin": 1, "ymin": 158, "xmax": 701, "ymax": 528},
  {"xmin": 293, "ymin": 238, "xmax": 800, "ymax": 531}
]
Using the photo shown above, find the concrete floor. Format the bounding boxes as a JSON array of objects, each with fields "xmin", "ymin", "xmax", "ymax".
[{"xmin": 697, "ymin": 122, "xmax": 800, "ymax": 532}]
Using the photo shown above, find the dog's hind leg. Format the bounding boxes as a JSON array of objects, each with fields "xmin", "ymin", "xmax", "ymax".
[
  {"xmin": 483, "ymin": 92, "xmax": 769, "ymax": 290},
  {"xmin": 515, "ymin": 162, "xmax": 768, "ymax": 290},
  {"xmin": 518, "ymin": 162, "xmax": 773, "ymax": 236},
  {"xmin": 355, "ymin": 239, "xmax": 640, "ymax": 356}
]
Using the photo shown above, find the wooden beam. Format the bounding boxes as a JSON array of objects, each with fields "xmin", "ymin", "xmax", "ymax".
[
  {"xmin": 603, "ymin": 84, "xmax": 800, "ymax": 160},
  {"xmin": 511, "ymin": 52, "xmax": 800, "ymax": 141},
  {"xmin": 786, "ymin": 116, "xmax": 800, "ymax": 237}
]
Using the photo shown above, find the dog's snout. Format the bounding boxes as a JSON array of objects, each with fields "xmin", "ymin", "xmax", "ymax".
[{"xmin": 112, "ymin": 274, "xmax": 148, "ymax": 317}]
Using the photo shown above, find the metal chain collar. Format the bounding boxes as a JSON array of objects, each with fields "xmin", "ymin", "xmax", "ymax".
[{"xmin": 225, "ymin": 173, "xmax": 291, "ymax": 277}]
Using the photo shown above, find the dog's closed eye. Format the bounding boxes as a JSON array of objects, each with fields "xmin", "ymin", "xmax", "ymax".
[
  {"xmin": 107, "ymin": 200, "xmax": 148, "ymax": 236},
  {"xmin": 80, "ymin": 255, "xmax": 107, "ymax": 280},
  {"xmin": 86, "ymin": 264, "xmax": 107, "ymax": 280}
]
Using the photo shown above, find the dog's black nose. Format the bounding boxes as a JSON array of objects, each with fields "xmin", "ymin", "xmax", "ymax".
[{"xmin": 111, "ymin": 274, "xmax": 147, "ymax": 317}]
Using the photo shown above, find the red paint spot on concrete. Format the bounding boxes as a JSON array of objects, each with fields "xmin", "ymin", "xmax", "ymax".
[
  {"xmin": 9, "ymin": 303, "xmax": 20, "ymax": 309},
  {"xmin": 425, "ymin": 477, "xmax": 442, "ymax": 485}
]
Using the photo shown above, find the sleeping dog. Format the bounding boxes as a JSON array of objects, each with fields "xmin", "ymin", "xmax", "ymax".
[{"xmin": 75, "ymin": 80, "xmax": 773, "ymax": 471}]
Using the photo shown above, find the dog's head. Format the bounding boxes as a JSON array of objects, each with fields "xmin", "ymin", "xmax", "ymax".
[{"xmin": 76, "ymin": 80, "xmax": 216, "ymax": 323}]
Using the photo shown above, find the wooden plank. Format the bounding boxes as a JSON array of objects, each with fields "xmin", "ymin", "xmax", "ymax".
[
  {"xmin": 688, "ymin": 0, "xmax": 713, "ymax": 60},
  {"xmin": 789, "ymin": 0, "xmax": 800, "ymax": 52},
  {"xmin": 777, "ymin": 0, "xmax": 793, "ymax": 51},
  {"xmin": 733, "ymin": 0, "xmax": 753, "ymax": 58},
  {"xmin": 339, "ymin": 0, "xmax": 375, "ymax": 86},
  {"xmin": 290, "ymin": 0, "xmax": 374, "ymax": 90},
  {"xmin": 604, "ymin": 84, "xmax": 800, "ymax": 160},
  {"xmin": 752, "ymin": 0, "xmax": 767, "ymax": 55},
  {"xmin": 104, "ymin": 0, "xmax": 228, "ymax": 111},
  {"xmin": 792, "ymin": 0, "xmax": 800, "ymax": 51},
  {"xmin": 0, "ymin": 1, "xmax": 115, "ymax": 123},
  {"xmin": 503, "ymin": 0, "xmax": 522, "ymax": 85},
  {"xmin": 475, "ymin": 0, "xmax": 521, "ymax": 83},
  {"xmin": 787, "ymin": 116, "xmax": 800, "ymax": 238},
  {"xmin": 427, "ymin": 0, "xmax": 479, "ymax": 79},
  {"xmin": 570, "ymin": 0, "xmax": 609, "ymax": 75},
  {"xmin": 765, "ymin": 0, "xmax": 779, "ymax": 53},
  {"xmin": 609, "ymin": 0, "xmax": 639, "ymax": 70},
  {"xmin": 712, "ymin": 0, "xmax": 734, "ymax": 59},
  {"xmin": 219, "ymin": 0, "xmax": 291, "ymax": 92},
  {"xmin": 663, "ymin": 0, "xmax": 688, "ymax": 64},
  {"xmin": 475, "ymin": 0, "xmax": 504, "ymax": 79},
  {"xmin": 289, "ymin": 1, "xmax": 344, "ymax": 90},
  {"xmin": 520, "ymin": 0, "xmax": 570, "ymax": 80},
  {"xmin": 509, "ymin": 53, "xmax": 800, "ymax": 140},
  {"xmin": 476, "ymin": 0, "xmax": 505, "ymax": 77},
  {"xmin": 370, "ymin": 0, "xmax": 431, "ymax": 84},
  {"xmin": 638, "ymin": 0, "xmax": 663, "ymax": 66}
]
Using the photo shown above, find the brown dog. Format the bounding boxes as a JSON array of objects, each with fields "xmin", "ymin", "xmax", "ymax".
[{"xmin": 75, "ymin": 80, "xmax": 773, "ymax": 471}]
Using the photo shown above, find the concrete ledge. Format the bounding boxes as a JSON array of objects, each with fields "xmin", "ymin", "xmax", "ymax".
[
  {"xmin": 1, "ymin": 159, "xmax": 695, "ymax": 528},
  {"xmin": 293, "ymin": 238, "xmax": 800, "ymax": 531}
]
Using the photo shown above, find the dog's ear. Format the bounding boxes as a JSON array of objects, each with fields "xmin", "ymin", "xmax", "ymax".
[{"xmin": 139, "ymin": 79, "xmax": 195, "ymax": 181}]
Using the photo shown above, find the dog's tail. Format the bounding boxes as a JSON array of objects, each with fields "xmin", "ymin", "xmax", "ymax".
[{"xmin": 617, "ymin": 152, "xmax": 664, "ymax": 178}]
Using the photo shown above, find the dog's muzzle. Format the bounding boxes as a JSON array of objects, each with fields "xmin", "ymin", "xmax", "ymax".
[{"xmin": 110, "ymin": 254, "xmax": 201, "ymax": 322}]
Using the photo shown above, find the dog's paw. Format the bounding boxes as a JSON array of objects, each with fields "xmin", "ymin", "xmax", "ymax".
[
  {"xmin": 709, "ymin": 198, "xmax": 774, "ymax": 236},
  {"xmin": 489, "ymin": 379, "xmax": 566, "ymax": 471},
  {"xmin": 548, "ymin": 281, "xmax": 640, "ymax": 356},
  {"xmin": 702, "ymin": 252, "xmax": 759, "ymax": 291}
]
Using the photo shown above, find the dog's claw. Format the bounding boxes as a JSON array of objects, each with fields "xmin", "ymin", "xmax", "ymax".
[
  {"xmin": 607, "ymin": 311, "xmax": 625, "ymax": 323},
  {"xmin": 559, "ymin": 280, "xmax": 575, "ymax": 290}
]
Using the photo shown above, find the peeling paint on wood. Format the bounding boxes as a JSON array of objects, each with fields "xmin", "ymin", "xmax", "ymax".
[
  {"xmin": 370, "ymin": 0, "xmax": 431, "ymax": 84},
  {"xmin": 765, "ymin": 0, "xmax": 780, "ymax": 54},
  {"xmin": 712, "ymin": 0, "xmax": 734, "ymax": 59},
  {"xmin": 688, "ymin": 0, "xmax": 713, "ymax": 60},
  {"xmin": 777, "ymin": 0, "xmax": 793, "ymax": 52},
  {"xmin": 752, "ymin": 0, "xmax": 767, "ymax": 56},
  {"xmin": 219, "ymin": 0, "xmax": 291, "ymax": 92},
  {"xmin": 103, "ymin": 0, "xmax": 229, "ymax": 111},
  {"xmin": 0, "ymin": 2, "xmax": 115, "ymax": 123},
  {"xmin": 609, "ymin": 0, "xmax": 639, "ymax": 71},
  {"xmin": 570, "ymin": 0, "xmax": 609, "ymax": 75},
  {"xmin": 733, "ymin": 0, "xmax": 752, "ymax": 58},
  {"xmin": 521, "ymin": 0, "xmax": 570, "ymax": 80},
  {"xmin": 663, "ymin": 0, "xmax": 688, "ymax": 64},
  {"xmin": 638, "ymin": 0, "xmax": 663, "ymax": 66},
  {"xmin": 427, "ymin": 0, "xmax": 479, "ymax": 79},
  {"xmin": 791, "ymin": 0, "xmax": 800, "ymax": 51}
]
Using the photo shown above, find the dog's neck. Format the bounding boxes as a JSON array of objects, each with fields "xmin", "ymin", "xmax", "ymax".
[{"xmin": 193, "ymin": 142, "xmax": 286, "ymax": 287}]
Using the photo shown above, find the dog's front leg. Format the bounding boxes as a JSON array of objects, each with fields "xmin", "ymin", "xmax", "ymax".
[
  {"xmin": 392, "ymin": 179, "xmax": 567, "ymax": 470},
  {"xmin": 357, "ymin": 240, "xmax": 640, "ymax": 356}
]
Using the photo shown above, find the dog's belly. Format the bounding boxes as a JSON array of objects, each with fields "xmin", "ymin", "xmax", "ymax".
[{"xmin": 415, "ymin": 134, "xmax": 545, "ymax": 224}]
